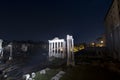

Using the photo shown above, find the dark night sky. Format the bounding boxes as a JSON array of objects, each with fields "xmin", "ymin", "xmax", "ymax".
[{"xmin": 0, "ymin": 0, "xmax": 112, "ymax": 43}]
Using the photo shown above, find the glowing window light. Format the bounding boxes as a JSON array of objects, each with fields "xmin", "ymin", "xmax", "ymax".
[
  {"xmin": 101, "ymin": 41, "xmax": 103, "ymax": 43},
  {"xmin": 91, "ymin": 42, "xmax": 95, "ymax": 46},
  {"xmin": 60, "ymin": 48, "xmax": 63, "ymax": 51}
]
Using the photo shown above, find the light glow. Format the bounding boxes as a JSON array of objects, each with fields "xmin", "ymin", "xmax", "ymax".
[
  {"xmin": 91, "ymin": 42, "xmax": 95, "ymax": 46},
  {"xmin": 101, "ymin": 41, "xmax": 103, "ymax": 43}
]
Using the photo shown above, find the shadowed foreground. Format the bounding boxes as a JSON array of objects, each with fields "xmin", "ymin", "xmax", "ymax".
[{"xmin": 61, "ymin": 64, "xmax": 120, "ymax": 80}]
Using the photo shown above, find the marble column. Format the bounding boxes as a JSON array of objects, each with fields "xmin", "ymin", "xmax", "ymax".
[
  {"xmin": 67, "ymin": 35, "xmax": 75, "ymax": 66},
  {"xmin": 57, "ymin": 42, "xmax": 59, "ymax": 57},
  {"xmin": 49, "ymin": 42, "xmax": 50, "ymax": 57},
  {"xmin": 0, "ymin": 39, "xmax": 3, "ymax": 57},
  {"xmin": 49, "ymin": 42, "xmax": 51, "ymax": 56},
  {"xmin": 71, "ymin": 38, "xmax": 75, "ymax": 65},
  {"xmin": 59, "ymin": 42, "xmax": 61, "ymax": 57},
  {"xmin": 54, "ymin": 42, "xmax": 56, "ymax": 56},
  {"xmin": 8, "ymin": 44, "xmax": 12, "ymax": 60},
  {"xmin": 63, "ymin": 42, "xmax": 65, "ymax": 58},
  {"xmin": 51, "ymin": 42, "xmax": 53, "ymax": 56}
]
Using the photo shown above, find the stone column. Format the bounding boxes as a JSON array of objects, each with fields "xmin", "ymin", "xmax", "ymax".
[
  {"xmin": 8, "ymin": 44, "xmax": 12, "ymax": 60},
  {"xmin": 54, "ymin": 42, "xmax": 56, "ymax": 56},
  {"xmin": 57, "ymin": 42, "xmax": 59, "ymax": 57},
  {"xmin": 72, "ymin": 38, "xmax": 75, "ymax": 66},
  {"xmin": 63, "ymin": 41, "xmax": 66, "ymax": 58},
  {"xmin": 51, "ymin": 42, "xmax": 53, "ymax": 56},
  {"xmin": 67, "ymin": 36, "xmax": 70, "ymax": 65},
  {"xmin": 60, "ymin": 41, "xmax": 62, "ymax": 58},
  {"xmin": 52, "ymin": 42, "xmax": 54, "ymax": 56},
  {"xmin": 62, "ymin": 41, "xmax": 65, "ymax": 58},
  {"xmin": 50, "ymin": 42, "xmax": 52, "ymax": 57},
  {"xmin": 0, "ymin": 39, "xmax": 3, "ymax": 58},
  {"xmin": 67, "ymin": 35, "xmax": 75, "ymax": 66},
  {"xmin": 61, "ymin": 42, "xmax": 62, "ymax": 57},
  {"xmin": 49, "ymin": 42, "xmax": 50, "ymax": 57}
]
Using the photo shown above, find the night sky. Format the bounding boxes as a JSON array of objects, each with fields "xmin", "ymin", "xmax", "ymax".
[{"xmin": 0, "ymin": 0, "xmax": 112, "ymax": 43}]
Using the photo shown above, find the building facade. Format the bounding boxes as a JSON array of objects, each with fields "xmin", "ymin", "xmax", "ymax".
[
  {"xmin": 95, "ymin": 34, "xmax": 106, "ymax": 47},
  {"xmin": 48, "ymin": 37, "xmax": 66, "ymax": 58},
  {"xmin": 104, "ymin": 0, "xmax": 120, "ymax": 60},
  {"xmin": 48, "ymin": 35, "xmax": 75, "ymax": 66}
]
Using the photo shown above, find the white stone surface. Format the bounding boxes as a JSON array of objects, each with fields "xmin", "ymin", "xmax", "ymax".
[
  {"xmin": 8, "ymin": 43, "xmax": 13, "ymax": 60},
  {"xmin": 58, "ymin": 71, "xmax": 65, "ymax": 75},
  {"xmin": 51, "ymin": 71, "xmax": 65, "ymax": 80},
  {"xmin": 56, "ymin": 74, "xmax": 62, "ymax": 78},
  {"xmin": 4, "ymin": 74, "xmax": 7, "ymax": 78},
  {"xmin": 0, "ymin": 39, "xmax": 3, "ymax": 57},
  {"xmin": 21, "ymin": 44, "xmax": 28, "ymax": 52},
  {"xmin": 67, "ymin": 35, "xmax": 75, "ymax": 66},
  {"xmin": 45, "ymin": 68, "xmax": 50, "ymax": 71},
  {"xmin": 48, "ymin": 35, "xmax": 75, "ymax": 66},
  {"xmin": 0, "ymin": 39, "xmax": 3, "ymax": 50},
  {"xmin": 31, "ymin": 72, "xmax": 36, "ymax": 78},
  {"xmin": 51, "ymin": 76, "xmax": 59, "ymax": 80},
  {"xmin": 23, "ymin": 74, "xmax": 30, "ymax": 80},
  {"xmin": 48, "ymin": 37, "xmax": 66, "ymax": 58},
  {"xmin": 40, "ymin": 69, "xmax": 46, "ymax": 74},
  {"xmin": 28, "ymin": 78, "xmax": 32, "ymax": 80}
]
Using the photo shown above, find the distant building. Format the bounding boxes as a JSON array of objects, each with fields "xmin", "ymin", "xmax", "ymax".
[
  {"xmin": 74, "ymin": 43, "xmax": 86, "ymax": 52},
  {"xmin": 48, "ymin": 35, "xmax": 75, "ymax": 66},
  {"xmin": 96, "ymin": 34, "xmax": 106, "ymax": 47},
  {"xmin": 104, "ymin": 0, "xmax": 120, "ymax": 60},
  {"xmin": 89, "ymin": 42, "xmax": 96, "ymax": 47},
  {"xmin": 48, "ymin": 37, "xmax": 66, "ymax": 58}
]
